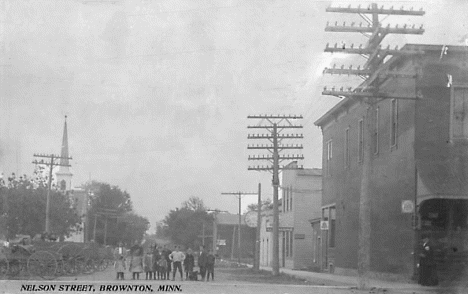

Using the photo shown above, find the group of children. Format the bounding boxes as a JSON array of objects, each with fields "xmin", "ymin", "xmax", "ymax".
[{"xmin": 113, "ymin": 242, "xmax": 216, "ymax": 282}]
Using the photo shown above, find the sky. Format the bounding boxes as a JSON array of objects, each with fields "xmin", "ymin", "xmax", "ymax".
[{"xmin": 0, "ymin": 0, "xmax": 467, "ymax": 231}]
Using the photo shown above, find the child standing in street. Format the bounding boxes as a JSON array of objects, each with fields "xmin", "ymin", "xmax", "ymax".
[
  {"xmin": 143, "ymin": 249, "xmax": 153, "ymax": 280},
  {"xmin": 157, "ymin": 250, "xmax": 168, "ymax": 280},
  {"xmin": 114, "ymin": 255, "xmax": 126, "ymax": 280},
  {"xmin": 129, "ymin": 248, "xmax": 144, "ymax": 280},
  {"xmin": 152, "ymin": 246, "xmax": 161, "ymax": 280},
  {"xmin": 206, "ymin": 249, "xmax": 216, "ymax": 282},
  {"xmin": 183, "ymin": 248, "xmax": 195, "ymax": 280},
  {"xmin": 169, "ymin": 246, "xmax": 185, "ymax": 281}
]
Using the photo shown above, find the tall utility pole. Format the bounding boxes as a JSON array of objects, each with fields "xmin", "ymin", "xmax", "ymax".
[
  {"xmin": 32, "ymin": 153, "xmax": 72, "ymax": 234},
  {"xmin": 322, "ymin": 3, "xmax": 424, "ymax": 289},
  {"xmin": 221, "ymin": 191, "xmax": 257, "ymax": 264},
  {"xmin": 247, "ymin": 114, "xmax": 304, "ymax": 276},
  {"xmin": 254, "ymin": 183, "xmax": 261, "ymax": 270}
]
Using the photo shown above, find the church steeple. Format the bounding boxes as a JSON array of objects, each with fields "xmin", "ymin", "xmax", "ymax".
[
  {"xmin": 56, "ymin": 116, "xmax": 72, "ymax": 191},
  {"xmin": 59, "ymin": 115, "xmax": 70, "ymax": 168}
]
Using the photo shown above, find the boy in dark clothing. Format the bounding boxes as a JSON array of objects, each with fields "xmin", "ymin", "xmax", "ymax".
[
  {"xmin": 206, "ymin": 249, "xmax": 216, "ymax": 282},
  {"xmin": 152, "ymin": 247, "xmax": 161, "ymax": 280},
  {"xmin": 184, "ymin": 248, "xmax": 195, "ymax": 279},
  {"xmin": 197, "ymin": 246, "xmax": 207, "ymax": 281},
  {"xmin": 163, "ymin": 245, "xmax": 172, "ymax": 279}
]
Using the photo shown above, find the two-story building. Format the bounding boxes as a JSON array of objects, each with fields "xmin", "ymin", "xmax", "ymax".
[
  {"xmin": 315, "ymin": 44, "xmax": 468, "ymax": 281},
  {"xmin": 260, "ymin": 163, "xmax": 322, "ymax": 270}
]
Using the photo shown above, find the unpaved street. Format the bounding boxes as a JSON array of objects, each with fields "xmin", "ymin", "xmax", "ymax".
[{"xmin": 0, "ymin": 267, "xmax": 455, "ymax": 294}]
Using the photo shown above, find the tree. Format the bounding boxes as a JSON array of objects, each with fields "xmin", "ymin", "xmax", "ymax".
[
  {"xmin": 85, "ymin": 181, "xmax": 132, "ymax": 213},
  {"xmin": 163, "ymin": 197, "xmax": 212, "ymax": 248},
  {"xmin": 84, "ymin": 181, "xmax": 133, "ymax": 244},
  {"xmin": 0, "ymin": 173, "xmax": 81, "ymax": 240},
  {"xmin": 182, "ymin": 196, "xmax": 206, "ymax": 211},
  {"xmin": 116, "ymin": 213, "xmax": 150, "ymax": 246},
  {"xmin": 247, "ymin": 199, "xmax": 273, "ymax": 212}
]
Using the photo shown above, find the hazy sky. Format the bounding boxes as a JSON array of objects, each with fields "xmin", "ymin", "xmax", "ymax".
[{"xmin": 0, "ymin": 0, "xmax": 467, "ymax": 231}]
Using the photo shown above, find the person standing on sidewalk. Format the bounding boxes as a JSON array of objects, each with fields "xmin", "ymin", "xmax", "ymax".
[
  {"xmin": 418, "ymin": 234, "xmax": 439, "ymax": 286},
  {"xmin": 169, "ymin": 245, "xmax": 186, "ymax": 281},
  {"xmin": 184, "ymin": 248, "xmax": 195, "ymax": 279},
  {"xmin": 197, "ymin": 245, "xmax": 208, "ymax": 281},
  {"xmin": 206, "ymin": 249, "xmax": 216, "ymax": 282}
]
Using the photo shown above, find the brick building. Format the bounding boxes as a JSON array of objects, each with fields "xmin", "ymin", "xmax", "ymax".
[
  {"xmin": 260, "ymin": 163, "xmax": 322, "ymax": 270},
  {"xmin": 314, "ymin": 44, "xmax": 468, "ymax": 280}
]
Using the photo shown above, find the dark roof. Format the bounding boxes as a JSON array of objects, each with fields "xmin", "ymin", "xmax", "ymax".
[
  {"xmin": 217, "ymin": 213, "xmax": 248, "ymax": 225},
  {"xmin": 314, "ymin": 44, "xmax": 468, "ymax": 127}
]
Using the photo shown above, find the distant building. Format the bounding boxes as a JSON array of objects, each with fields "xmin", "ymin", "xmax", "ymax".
[
  {"xmin": 314, "ymin": 44, "xmax": 468, "ymax": 280},
  {"xmin": 212, "ymin": 213, "xmax": 256, "ymax": 260},
  {"xmin": 260, "ymin": 163, "xmax": 322, "ymax": 270},
  {"xmin": 66, "ymin": 188, "xmax": 89, "ymax": 243}
]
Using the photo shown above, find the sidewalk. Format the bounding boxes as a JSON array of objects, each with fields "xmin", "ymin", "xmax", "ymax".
[{"xmin": 255, "ymin": 265, "xmax": 437, "ymax": 292}]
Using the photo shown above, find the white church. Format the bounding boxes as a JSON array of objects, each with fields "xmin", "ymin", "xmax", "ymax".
[{"xmin": 56, "ymin": 116, "xmax": 88, "ymax": 243}]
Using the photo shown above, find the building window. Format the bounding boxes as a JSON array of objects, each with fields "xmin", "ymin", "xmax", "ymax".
[
  {"xmin": 344, "ymin": 128, "xmax": 350, "ymax": 168},
  {"xmin": 283, "ymin": 231, "xmax": 293, "ymax": 258},
  {"xmin": 452, "ymin": 87, "xmax": 468, "ymax": 139},
  {"xmin": 289, "ymin": 186, "xmax": 293, "ymax": 211},
  {"xmin": 289, "ymin": 230, "xmax": 293, "ymax": 257},
  {"xmin": 358, "ymin": 119, "xmax": 364, "ymax": 163},
  {"xmin": 329, "ymin": 207, "xmax": 336, "ymax": 248},
  {"xmin": 326, "ymin": 140, "xmax": 333, "ymax": 176},
  {"xmin": 282, "ymin": 189, "xmax": 285, "ymax": 213},
  {"xmin": 373, "ymin": 107, "xmax": 379, "ymax": 154},
  {"xmin": 391, "ymin": 99, "xmax": 398, "ymax": 147},
  {"xmin": 282, "ymin": 232, "xmax": 286, "ymax": 259},
  {"xmin": 286, "ymin": 188, "xmax": 289, "ymax": 212}
]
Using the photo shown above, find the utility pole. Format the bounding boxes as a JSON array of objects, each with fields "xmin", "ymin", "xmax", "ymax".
[
  {"xmin": 93, "ymin": 214, "xmax": 98, "ymax": 242},
  {"xmin": 202, "ymin": 222, "xmax": 205, "ymax": 246},
  {"xmin": 247, "ymin": 114, "xmax": 304, "ymax": 276},
  {"xmin": 32, "ymin": 153, "xmax": 72, "ymax": 234},
  {"xmin": 254, "ymin": 183, "xmax": 262, "ymax": 270},
  {"xmin": 230, "ymin": 226, "xmax": 236, "ymax": 260},
  {"xmin": 212, "ymin": 218, "xmax": 217, "ymax": 252},
  {"xmin": 322, "ymin": 3, "xmax": 424, "ymax": 289},
  {"xmin": 221, "ymin": 191, "xmax": 257, "ymax": 264}
]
